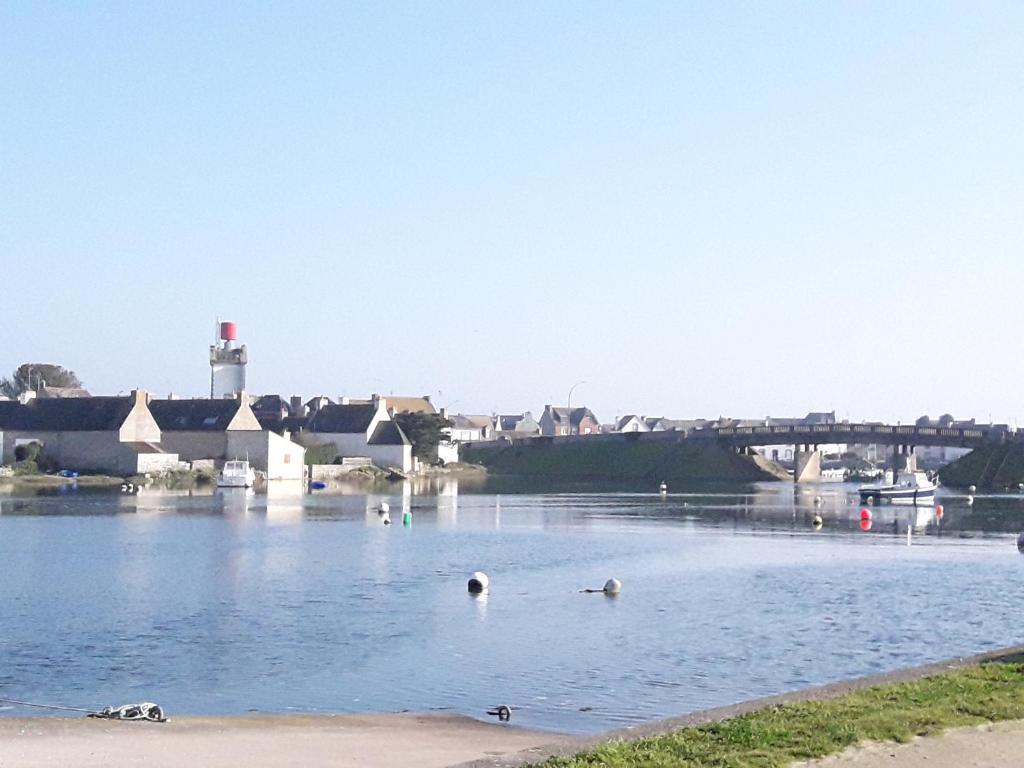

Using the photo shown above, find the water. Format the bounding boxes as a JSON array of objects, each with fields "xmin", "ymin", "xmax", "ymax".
[{"xmin": 0, "ymin": 480, "xmax": 1022, "ymax": 734}]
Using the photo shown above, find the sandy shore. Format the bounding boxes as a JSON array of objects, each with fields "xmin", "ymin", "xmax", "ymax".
[
  {"xmin": 797, "ymin": 719, "xmax": 1024, "ymax": 768},
  {"xmin": 0, "ymin": 713, "xmax": 564, "ymax": 768}
]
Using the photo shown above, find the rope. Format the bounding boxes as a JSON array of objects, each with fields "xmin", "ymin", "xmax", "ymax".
[{"xmin": 0, "ymin": 697, "xmax": 94, "ymax": 714}]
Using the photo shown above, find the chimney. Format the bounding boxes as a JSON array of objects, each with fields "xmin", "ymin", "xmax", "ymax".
[
  {"xmin": 131, "ymin": 389, "xmax": 148, "ymax": 406},
  {"xmin": 289, "ymin": 396, "xmax": 303, "ymax": 416}
]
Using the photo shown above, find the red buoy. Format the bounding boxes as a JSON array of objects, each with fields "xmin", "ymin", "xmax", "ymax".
[
  {"xmin": 860, "ymin": 518, "xmax": 873, "ymax": 531},
  {"xmin": 935, "ymin": 504, "xmax": 944, "ymax": 520},
  {"xmin": 860, "ymin": 508, "xmax": 872, "ymax": 521}
]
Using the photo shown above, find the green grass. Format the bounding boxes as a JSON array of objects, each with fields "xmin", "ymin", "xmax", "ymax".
[{"xmin": 534, "ymin": 660, "xmax": 1024, "ymax": 767}]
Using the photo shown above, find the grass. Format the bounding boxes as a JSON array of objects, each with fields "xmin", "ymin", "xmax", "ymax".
[{"xmin": 534, "ymin": 659, "xmax": 1024, "ymax": 767}]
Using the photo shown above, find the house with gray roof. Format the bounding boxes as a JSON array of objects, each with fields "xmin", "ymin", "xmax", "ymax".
[
  {"xmin": 494, "ymin": 412, "xmax": 541, "ymax": 436},
  {"xmin": 0, "ymin": 390, "xmax": 179, "ymax": 475},
  {"xmin": 539, "ymin": 405, "xmax": 601, "ymax": 436},
  {"xmin": 298, "ymin": 395, "xmax": 411, "ymax": 472},
  {"xmin": 149, "ymin": 396, "xmax": 304, "ymax": 480}
]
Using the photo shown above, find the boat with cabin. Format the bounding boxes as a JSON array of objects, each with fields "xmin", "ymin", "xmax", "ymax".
[
  {"xmin": 217, "ymin": 459, "xmax": 256, "ymax": 488},
  {"xmin": 858, "ymin": 469, "xmax": 937, "ymax": 505}
]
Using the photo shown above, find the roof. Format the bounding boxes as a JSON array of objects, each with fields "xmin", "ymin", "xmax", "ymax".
[
  {"xmin": 0, "ymin": 396, "xmax": 134, "ymax": 431},
  {"xmin": 308, "ymin": 403, "xmax": 378, "ymax": 434},
  {"xmin": 546, "ymin": 406, "xmax": 598, "ymax": 426},
  {"xmin": 384, "ymin": 396, "xmax": 436, "ymax": 415},
  {"xmin": 148, "ymin": 399, "xmax": 244, "ymax": 431},
  {"xmin": 37, "ymin": 386, "xmax": 91, "ymax": 398},
  {"xmin": 451, "ymin": 414, "xmax": 492, "ymax": 430},
  {"xmin": 616, "ymin": 414, "xmax": 643, "ymax": 429},
  {"xmin": 368, "ymin": 421, "xmax": 410, "ymax": 446}
]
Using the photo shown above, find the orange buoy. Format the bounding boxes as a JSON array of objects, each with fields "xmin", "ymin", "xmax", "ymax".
[{"xmin": 935, "ymin": 504, "xmax": 944, "ymax": 520}]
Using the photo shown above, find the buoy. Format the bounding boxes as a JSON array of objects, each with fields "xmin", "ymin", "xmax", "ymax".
[
  {"xmin": 812, "ymin": 515, "xmax": 823, "ymax": 529},
  {"xmin": 659, "ymin": 482, "xmax": 667, "ymax": 494},
  {"xmin": 603, "ymin": 578, "xmax": 622, "ymax": 595},
  {"xmin": 968, "ymin": 485, "xmax": 977, "ymax": 494},
  {"xmin": 935, "ymin": 504, "xmax": 944, "ymax": 520},
  {"xmin": 468, "ymin": 571, "xmax": 489, "ymax": 594},
  {"xmin": 860, "ymin": 508, "xmax": 872, "ymax": 521},
  {"xmin": 1017, "ymin": 533, "xmax": 1024, "ymax": 553},
  {"xmin": 378, "ymin": 502, "xmax": 390, "ymax": 515},
  {"xmin": 860, "ymin": 518, "xmax": 872, "ymax": 531},
  {"xmin": 814, "ymin": 496, "xmax": 823, "ymax": 506},
  {"xmin": 310, "ymin": 481, "xmax": 326, "ymax": 490},
  {"xmin": 402, "ymin": 510, "xmax": 412, "ymax": 527}
]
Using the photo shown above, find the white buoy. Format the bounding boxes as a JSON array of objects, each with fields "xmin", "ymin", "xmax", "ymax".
[
  {"xmin": 468, "ymin": 571, "xmax": 489, "ymax": 594},
  {"xmin": 968, "ymin": 485, "xmax": 977, "ymax": 494},
  {"xmin": 378, "ymin": 502, "xmax": 390, "ymax": 515},
  {"xmin": 603, "ymin": 578, "xmax": 622, "ymax": 595},
  {"xmin": 814, "ymin": 496, "xmax": 823, "ymax": 506},
  {"xmin": 659, "ymin": 482, "xmax": 667, "ymax": 495},
  {"xmin": 812, "ymin": 515, "xmax": 823, "ymax": 529}
]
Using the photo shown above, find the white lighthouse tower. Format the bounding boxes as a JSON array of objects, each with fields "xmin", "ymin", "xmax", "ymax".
[{"xmin": 209, "ymin": 320, "xmax": 247, "ymax": 399}]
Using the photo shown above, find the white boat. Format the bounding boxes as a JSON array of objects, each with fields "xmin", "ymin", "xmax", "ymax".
[
  {"xmin": 217, "ymin": 460, "xmax": 256, "ymax": 488},
  {"xmin": 859, "ymin": 470, "xmax": 937, "ymax": 505}
]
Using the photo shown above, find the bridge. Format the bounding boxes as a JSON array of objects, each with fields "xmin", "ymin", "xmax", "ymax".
[{"xmin": 695, "ymin": 422, "xmax": 1011, "ymax": 482}]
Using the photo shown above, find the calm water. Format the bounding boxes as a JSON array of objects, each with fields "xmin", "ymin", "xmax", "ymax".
[{"xmin": 0, "ymin": 480, "xmax": 1022, "ymax": 734}]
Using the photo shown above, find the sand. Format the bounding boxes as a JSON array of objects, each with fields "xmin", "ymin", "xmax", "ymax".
[
  {"xmin": 0, "ymin": 713, "xmax": 565, "ymax": 768},
  {"xmin": 796, "ymin": 719, "xmax": 1024, "ymax": 768}
]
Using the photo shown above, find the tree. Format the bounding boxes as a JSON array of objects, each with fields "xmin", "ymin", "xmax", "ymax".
[
  {"xmin": 0, "ymin": 364, "xmax": 84, "ymax": 398},
  {"xmin": 393, "ymin": 412, "xmax": 453, "ymax": 463}
]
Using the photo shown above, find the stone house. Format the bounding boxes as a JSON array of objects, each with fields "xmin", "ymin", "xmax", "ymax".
[
  {"xmin": 0, "ymin": 390, "xmax": 179, "ymax": 475},
  {"xmin": 298, "ymin": 396, "xmax": 412, "ymax": 472},
  {"xmin": 149, "ymin": 396, "xmax": 305, "ymax": 480},
  {"xmin": 539, "ymin": 405, "xmax": 601, "ymax": 436}
]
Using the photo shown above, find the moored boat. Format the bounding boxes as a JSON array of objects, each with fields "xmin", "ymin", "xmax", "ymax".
[
  {"xmin": 217, "ymin": 460, "xmax": 256, "ymax": 488},
  {"xmin": 858, "ymin": 470, "xmax": 936, "ymax": 505}
]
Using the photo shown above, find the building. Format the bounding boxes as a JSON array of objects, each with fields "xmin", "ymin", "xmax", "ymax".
[
  {"xmin": 448, "ymin": 414, "xmax": 494, "ymax": 442},
  {"xmin": 494, "ymin": 412, "xmax": 541, "ymax": 436},
  {"xmin": 614, "ymin": 415, "xmax": 650, "ymax": 433},
  {"xmin": 148, "ymin": 396, "xmax": 306, "ymax": 481},
  {"xmin": 209, "ymin": 321, "xmax": 247, "ymax": 399},
  {"xmin": 0, "ymin": 390, "xmax": 179, "ymax": 475},
  {"xmin": 298, "ymin": 396, "xmax": 412, "ymax": 472},
  {"xmin": 539, "ymin": 405, "xmax": 601, "ymax": 436}
]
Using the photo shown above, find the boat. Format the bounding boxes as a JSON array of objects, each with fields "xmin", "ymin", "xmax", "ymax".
[
  {"xmin": 858, "ymin": 470, "xmax": 937, "ymax": 505},
  {"xmin": 217, "ymin": 459, "xmax": 256, "ymax": 488}
]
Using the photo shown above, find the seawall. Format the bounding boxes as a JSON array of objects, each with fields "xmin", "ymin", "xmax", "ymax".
[{"xmin": 462, "ymin": 431, "xmax": 786, "ymax": 484}]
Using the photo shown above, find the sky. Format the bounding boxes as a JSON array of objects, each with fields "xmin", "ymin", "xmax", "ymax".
[{"xmin": 2, "ymin": 2, "xmax": 1023, "ymax": 425}]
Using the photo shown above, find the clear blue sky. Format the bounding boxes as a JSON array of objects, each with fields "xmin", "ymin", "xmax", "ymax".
[{"xmin": 2, "ymin": 2, "xmax": 1022, "ymax": 424}]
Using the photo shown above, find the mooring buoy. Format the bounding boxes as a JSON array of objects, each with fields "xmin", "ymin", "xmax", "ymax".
[
  {"xmin": 468, "ymin": 571, "xmax": 489, "ymax": 594},
  {"xmin": 603, "ymin": 578, "xmax": 622, "ymax": 595}
]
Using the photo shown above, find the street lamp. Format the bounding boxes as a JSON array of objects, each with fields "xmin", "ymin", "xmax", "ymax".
[{"xmin": 567, "ymin": 380, "xmax": 585, "ymax": 436}]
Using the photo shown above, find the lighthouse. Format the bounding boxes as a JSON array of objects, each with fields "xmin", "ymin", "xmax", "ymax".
[{"xmin": 209, "ymin": 321, "xmax": 247, "ymax": 399}]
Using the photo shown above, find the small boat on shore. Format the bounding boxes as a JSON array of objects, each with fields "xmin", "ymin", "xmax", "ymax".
[
  {"xmin": 859, "ymin": 470, "xmax": 937, "ymax": 505},
  {"xmin": 217, "ymin": 460, "xmax": 256, "ymax": 488}
]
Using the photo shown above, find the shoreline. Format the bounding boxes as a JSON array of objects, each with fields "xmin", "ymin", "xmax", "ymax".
[{"xmin": 3, "ymin": 645, "xmax": 1023, "ymax": 768}]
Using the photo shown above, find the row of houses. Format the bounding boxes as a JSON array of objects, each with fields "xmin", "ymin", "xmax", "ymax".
[{"xmin": 0, "ymin": 391, "xmax": 422, "ymax": 477}]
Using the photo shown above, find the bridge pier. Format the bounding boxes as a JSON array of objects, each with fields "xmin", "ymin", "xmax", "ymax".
[
  {"xmin": 794, "ymin": 444, "xmax": 822, "ymax": 483},
  {"xmin": 891, "ymin": 444, "xmax": 917, "ymax": 479}
]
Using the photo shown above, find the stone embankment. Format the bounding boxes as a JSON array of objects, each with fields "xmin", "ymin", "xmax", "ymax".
[
  {"xmin": 939, "ymin": 443, "xmax": 1024, "ymax": 489},
  {"xmin": 463, "ymin": 432, "xmax": 785, "ymax": 484}
]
